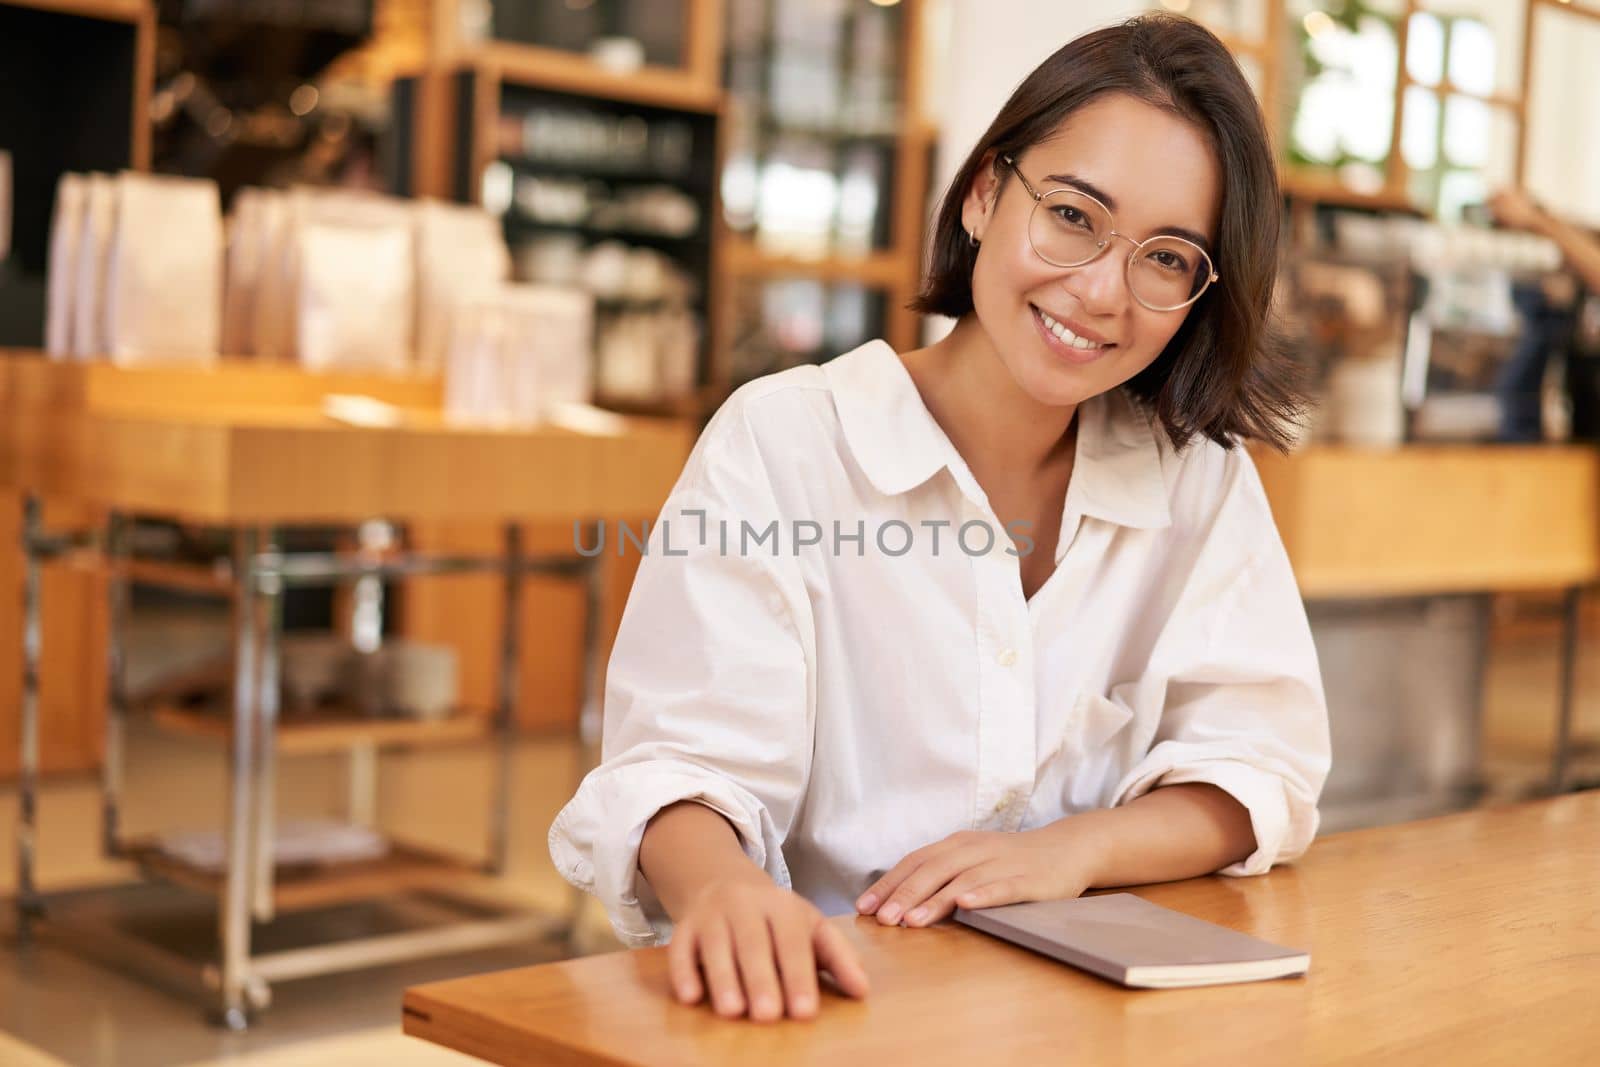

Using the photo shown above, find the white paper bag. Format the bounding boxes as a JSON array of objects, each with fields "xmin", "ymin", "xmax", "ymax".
[
  {"xmin": 103, "ymin": 172, "xmax": 222, "ymax": 363},
  {"xmin": 444, "ymin": 297, "xmax": 513, "ymax": 425},
  {"xmin": 444, "ymin": 284, "xmax": 592, "ymax": 427},
  {"xmin": 221, "ymin": 188, "xmax": 264, "ymax": 356},
  {"xmin": 283, "ymin": 188, "xmax": 415, "ymax": 368},
  {"xmin": 45, "ymin": 172, "xmax": 86, "ymax": 359},
  {"xmin": 296, "ymin": 220, "xmax": 414, "ymax": 374},
  {"xmin": 250, "ymin": 189, "xmax": 293, "ymax": 360},
  {"xmin": 507, "ymin": 284, "xmax": 594, "ymax": 411},
  {"xmin": 72, "ymin": 173, "xmax": 117, "ymax": 360},
  {"xmin": 414, "ymin": 199, "xmax": 509, "ymax": 375}
]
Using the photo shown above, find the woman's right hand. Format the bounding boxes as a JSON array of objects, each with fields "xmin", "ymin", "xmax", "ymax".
[{"xmin": 667, "ymin": 875, "xmax": 871, "ymax": 1021}]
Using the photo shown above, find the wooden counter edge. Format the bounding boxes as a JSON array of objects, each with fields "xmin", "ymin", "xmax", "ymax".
[{"xmin": 403, "ymin": 989, "xmax": 625, "ymax": 1067}]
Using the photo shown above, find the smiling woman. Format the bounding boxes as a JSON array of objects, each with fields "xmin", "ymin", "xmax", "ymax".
[
  {"xmin": 550, "ymin": 12, "xmax": 1329, "ymax": 1028},
  {"xmin": 916, "ymin": 15, "xmax": 1300, "ymax": 450}
]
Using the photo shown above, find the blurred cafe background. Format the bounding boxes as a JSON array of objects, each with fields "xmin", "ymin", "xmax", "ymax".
[{"xmin": 2, "ymin": 0, "xmax": 1599, "ymax": 1062}]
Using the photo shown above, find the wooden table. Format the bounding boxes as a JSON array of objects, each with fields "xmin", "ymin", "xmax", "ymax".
[
  {"xmin": 2, "ymin": 353, "xmax": 696, "ymax": 1027},
  {"xmin": 403, "ymin": 791, "xmax": 1600, "ymax": 1066},
  {"xmin": 0, "ymin": 354, "xmax": 689, "ymax": 523},
  {"xmin": 0, "ymin": 353, "xmax": 448, "ymax": 776}
]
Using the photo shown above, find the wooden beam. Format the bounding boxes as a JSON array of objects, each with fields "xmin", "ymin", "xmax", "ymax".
[
  {"xmin": 408, "ymin": 70, "xmax": 457, "ymax": 200},
  {"xmin": 683, "ymin": 0, "xmax": 726, "ymax": 97},
  {"xmin": 886, "ymin": 0, "xmax": 932, "ymax": 352},
  {"xmin": 1385, "ymin": 1, "xmax": 1417, "ymax": 202},
  {"xmin": 0, "ymin": 0, "xmax": 143, "ymax": 23},
  {"xmin": 482, "ymin": 42, "xmax": 722, "ymax": 113},
  {"xmin": 707, "ymin": 97, "xmax": 733, "ymax": 391},
  {"xmin": 1519, "ymin": 0, "xmax": 1539, "ymax": 186},
  {"xmin": 428, "ymin": 0, "xmax": 466, "ymax": 66},
  {"xmin": 468, "ymin": 62, "xmax": 498, "ymax": 205},
  {"xmin": 724, "ymin": 236, "xmax": 904, "ymax": 288},
  {"xmin": 131, "ymin": 0, "xmax": 153, "ymax": 169},
  {"xmin": 1263, "ymin": 0, "xmax": 1284, "ymax": 155}
]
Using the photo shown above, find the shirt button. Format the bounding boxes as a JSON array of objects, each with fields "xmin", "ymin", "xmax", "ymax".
[{"xmin": 997, "ymin": 648, "xmax": 1018, "ymax": 667}]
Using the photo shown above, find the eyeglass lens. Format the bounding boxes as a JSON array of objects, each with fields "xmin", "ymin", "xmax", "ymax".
[{"xmin": 1028, "ymin": 189, "xmax": 1212, "ymax": 310}]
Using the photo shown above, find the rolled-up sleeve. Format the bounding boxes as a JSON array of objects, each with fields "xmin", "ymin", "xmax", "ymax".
[
  {"xmin": 548, "ymin": 397, "xmax": 815, "ymax": 946},
  {"xmin": 1111, "ymin": 451, "xmax": 1331, "ymax": 876}
]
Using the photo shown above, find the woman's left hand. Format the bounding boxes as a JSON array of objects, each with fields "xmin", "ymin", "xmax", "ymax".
[{"xmin": 854, "ymin": 824, "xmax": 1105, "ymax": 928}]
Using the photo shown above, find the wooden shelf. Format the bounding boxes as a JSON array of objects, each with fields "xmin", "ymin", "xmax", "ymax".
[
  {"xmin": 118, "ymin": 558, "xmax": 233, "ymax": 594},
  {"xmin": 152, "ymin": 705, "xmax": 493, "ymax": 756},
  {"xmin": 476, "ymin": 42, "xmax": 722, "ymax": 114},
  {"xmin": 502, "ymin": 214, "xmax": 707, "ymax": 248},
  {"xmin": 53, "ymin": 406, "xmax": 693, "ymax": 524},
  {"xmin": 1, "ymin": 0, "xmax": 146, "ymax": 24},
  {"xmin": 126, "ymin": 837, "xmax": 485, "ymax": 912},
  {"xmin": 724, "ymin": 236, "xmax": 904, "ymax": 287},
  {"xmin": 1282, "ymin": 172, "xmax": 1423, "ymax": 215}
]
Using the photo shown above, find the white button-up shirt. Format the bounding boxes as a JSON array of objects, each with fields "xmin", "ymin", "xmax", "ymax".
[{"xmin": 550, "ymin": 340, "xmax": 1330, "ymax": 948}]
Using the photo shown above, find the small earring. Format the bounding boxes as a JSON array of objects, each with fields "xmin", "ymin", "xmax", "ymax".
[{"xmin": 968, "ymin": 228, "xmax": 980, "ymax": 248}]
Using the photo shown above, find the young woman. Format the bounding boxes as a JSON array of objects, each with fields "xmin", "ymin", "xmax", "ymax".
[{"xmin": 550, "ymin": 13, "xmax": 1329, "ymax": 1022}]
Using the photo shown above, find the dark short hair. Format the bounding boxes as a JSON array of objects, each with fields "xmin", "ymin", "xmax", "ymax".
[{"xmin": 913, "ymin": 13, "xmax": 1301, "ymax": 451}]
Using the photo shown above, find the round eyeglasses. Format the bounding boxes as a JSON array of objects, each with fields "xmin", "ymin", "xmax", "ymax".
[{"xmin": 999, "ymin": 155, "xmax": 1219, "ymax": 312}]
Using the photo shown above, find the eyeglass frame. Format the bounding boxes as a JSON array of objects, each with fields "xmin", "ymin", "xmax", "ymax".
[{"xmin": 997, "ymin": 154, "xmax": 1220, "ymax": 312}]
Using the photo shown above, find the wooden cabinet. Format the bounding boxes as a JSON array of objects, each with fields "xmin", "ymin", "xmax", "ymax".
[
  {"xmin": 400, "ymin": 519, "xmax": 646, "ymax": 734},
  {"xmin": 0, "ymin": 494, "xmax": 106, "ymax": 778}
]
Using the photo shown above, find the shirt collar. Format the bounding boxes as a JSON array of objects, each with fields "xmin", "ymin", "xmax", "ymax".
[
  {"xmin": 1068, "ymin": 386, "xmax": 1172, "ymax": 532},
  {"xmin": 823, "ymin": 339, "xmax": 1171, "ymax": 531},
  {"xmin": 823, "ymin": 339, "xmax": 956, "ymax": 498}
]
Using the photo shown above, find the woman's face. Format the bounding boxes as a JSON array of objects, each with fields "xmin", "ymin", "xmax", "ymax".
[{"xmin": 963, "ymin": 93, "xmax": 1223, "ymax": 409}]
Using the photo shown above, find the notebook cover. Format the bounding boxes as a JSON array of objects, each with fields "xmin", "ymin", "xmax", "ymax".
[{"xmin": 953, "ymin": 893, "xmax": 1309, "ymax": 988}]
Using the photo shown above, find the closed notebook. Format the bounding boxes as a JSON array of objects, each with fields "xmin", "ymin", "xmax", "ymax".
[{"xmin": 954, "ymin": 893, "xmax": 1309, "ymax": 989}]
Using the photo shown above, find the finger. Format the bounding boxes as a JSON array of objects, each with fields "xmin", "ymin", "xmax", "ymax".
[
  {"xmin": 729, "ymin": 909, "xmax": 785, "ymax": 1022},
  {"xmin": 954, "ymin": 874, "xmax": 1030, "ymax": 912},
  {"xmin": 905, "ymin": 864, "xmax": 1000, "ymax": 927},
  {"xmin": 697, "ymin": 917, "xmax": 745, "ymax": 1018},
  {"xmin": 856, "ymin": 855, "xmax": 924, "ymax": 916},
  {"xmin": 878, "ymin": 847, "xmax": 980, "ymax": 925},
  {"xmin": 667, "ymin": 921, "xmax": 704, "ymax": 1004},
  {"xmin": 863, "ymin": 830, "xmax": 975, "ymax": 912},
  {"xmin": 770, "ymin": 913, "xmax": 821, "ymax": 1019},
  {"xmin": 813, "ymin": 921, "xmax": 871, "ymax": 999},
  {"xmin": 861, "ymin": 832, "xmax": 984, "ymax": 917}
]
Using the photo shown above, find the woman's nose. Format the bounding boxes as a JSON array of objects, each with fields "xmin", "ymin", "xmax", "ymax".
[{"xmin": 1061, "ymin": 242, "xmax": 1130, "ymax": 317}]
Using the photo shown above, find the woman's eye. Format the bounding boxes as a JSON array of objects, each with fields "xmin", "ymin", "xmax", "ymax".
[
  {"xmin": 1052, "ymin": 206, "xmax": 1093, "ymax": 230},
  {"xmin": 1148, "ymin": 249, "xmax": 1190, "ymax": 273}
]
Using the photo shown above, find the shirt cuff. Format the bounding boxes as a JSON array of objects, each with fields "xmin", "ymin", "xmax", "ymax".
[
  {"xmin": 1113, "ymin": 753, "xmax": 1312, "ymax": 877},
  {"xmin": 548, "ymin": 762, "xmax": 792, "ymax": 947}
]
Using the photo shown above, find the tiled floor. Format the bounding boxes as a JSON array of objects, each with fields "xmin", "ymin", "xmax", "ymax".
[
  {"xmin": 0, "ymin": 726, "xmax": 621, "ymax": 1066},
  {"xmin": 1, "ymin": 607, "xmax": 1597, "ymax": 1066}
]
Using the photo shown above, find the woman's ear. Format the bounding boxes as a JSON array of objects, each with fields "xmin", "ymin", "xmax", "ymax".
[{"xmin": 961, "ymin": 150, "xmax": 1002, "ymax": 244}]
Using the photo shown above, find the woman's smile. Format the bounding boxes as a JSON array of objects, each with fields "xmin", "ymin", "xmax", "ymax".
[{"xmin": 1031, "ymin": 304, "xmax": 1117, "ymax": 364}]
